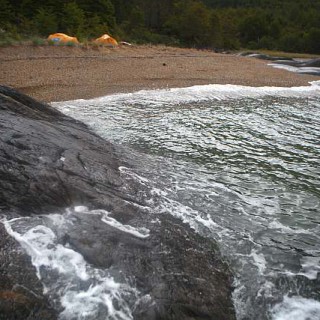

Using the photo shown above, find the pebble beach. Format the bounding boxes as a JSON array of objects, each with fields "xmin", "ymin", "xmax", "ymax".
[{"xmin": 1, "ymin": 44, "xmax": 319, "ymax": 102}]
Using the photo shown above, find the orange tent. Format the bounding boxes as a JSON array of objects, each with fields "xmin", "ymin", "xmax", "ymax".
[
  {"xmin": 47, "ymin": 33, "xmax": 79, "ymax": 45},
  {"xmin": 93, "ymin": 34, "xmax": 118, "ymax": 46}
]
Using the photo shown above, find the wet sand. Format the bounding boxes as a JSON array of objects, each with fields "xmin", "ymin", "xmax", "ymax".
[{"xmin": 1, "ymin": 44, "xmax": 319, "ymax": 102}]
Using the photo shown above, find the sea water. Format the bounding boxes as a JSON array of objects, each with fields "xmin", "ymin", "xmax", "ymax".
[
  {"xmin": 3, "ymin": 208, "xmax": 150, "ymax": 320},
  {"xmin": 6, "ymin": 82, "xmax": 320, "ymax": 319}
]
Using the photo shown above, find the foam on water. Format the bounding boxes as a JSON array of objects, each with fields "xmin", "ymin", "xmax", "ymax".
[
  {"xmin": 250, "ymin": 249, "xmax": 267, "ymax": 275},
  {"xmin": 298, "ymin": 257, "xmax": 320, "ymax": 280},
  {"xmin": 52, "ymin": 81, "xmax": 320, "ymax": 108},
  {"xmin": 2, "ymin": 207, "xmax": 150, "ymax": 320},
  {"xmin": 271, "ymin": 296, "xmax": 320, "ymax": 320},
  {"xmin": 268, "ymin": 64, "xmax": 301, "ymax": 73},
  {"xmin": 50, "ymin": 84, "xmax": 320, "ymax": 319},
  {"xmin": 269, "ymin": 63, "xmax": 320, "ymax": 76},
  {"xmin": 74, "ymin": 206, "xmax": 150, "ymax": 238},
  {"xmin": 268, "ymin": 220, "xmax": 312, "ymax": 234},
  {"xmin": 118, "ymin": 158, "xmax": 320, "ymax": 317}
]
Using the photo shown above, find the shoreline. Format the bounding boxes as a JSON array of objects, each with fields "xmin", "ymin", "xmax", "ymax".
[{"xmin": 1, "ymin": 44, "xmax": 320, "ymax": 103}]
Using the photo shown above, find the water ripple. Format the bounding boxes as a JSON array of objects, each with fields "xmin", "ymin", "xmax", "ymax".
[{"xmin": 55, "ymin": 87, "xmax": 320, "ymax": 320}]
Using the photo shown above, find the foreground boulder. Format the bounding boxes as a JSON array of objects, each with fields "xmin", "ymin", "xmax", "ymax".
[{"xmin": 0, "ymin": 86, "xmax": 236, "ymax": 319}]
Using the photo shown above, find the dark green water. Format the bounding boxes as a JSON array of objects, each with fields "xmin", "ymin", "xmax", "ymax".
[{"xmin": 55, "ymin": 85, "xmax": 320, "ymax": 320}]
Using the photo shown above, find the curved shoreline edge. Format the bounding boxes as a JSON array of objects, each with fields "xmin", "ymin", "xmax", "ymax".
[
  {"xmin": 1, "ymin": 45, "xmax": 320, "ymax": 103},
  {"xmin": 52, "ymin": 80, "xmax": 320, "ymax": 106}
]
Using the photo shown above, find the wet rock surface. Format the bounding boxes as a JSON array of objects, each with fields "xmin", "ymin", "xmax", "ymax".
[
  {"xmin": 0, "ymin": 85, "xmax": 236, "ymax": 319},
  {"xmin": 277, "ymin": 58, "xmax": 320, "ymax": 68},
  {"xmin": 0, "ymin": 224, "xmax": 57, "ymax": 320},
  {"xmin": 0, "ymin": 85, "xmax": 125, "ymax": 215},
  {"xmin": 270, "ymin": 58, "xmax": 320, "ymax": 75},
  {"xmin": 239, "ymin": 52, "xmax": 292, "ymax": 61},
  {"xmin": 240, "ymin": 52, "xmax": 320, "ymax": 76}
]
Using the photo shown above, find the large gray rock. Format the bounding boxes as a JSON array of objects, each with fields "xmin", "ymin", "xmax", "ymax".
[
  {"xmin": 272, "ymin": 58, "xmax": 320, "ymax": 68},
  {"xmin": 0, "ymin": 85, "xmax": 236, "ymax": 319},
  {"xmin": 0, "ymin": 85, "xmax": 127, "ymax": 215},
  {"xmin": 300, "ymin": 58, "xmax": 320, "ymax": 68},
  {"xmin": 271, "ymin": 58, "xmax": 320, "ymax": 76}
]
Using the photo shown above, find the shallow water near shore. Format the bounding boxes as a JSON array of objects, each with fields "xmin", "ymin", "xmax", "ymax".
[{"xmin": 38, "ymin": 83, "xmax": 320, "ymax": 319}]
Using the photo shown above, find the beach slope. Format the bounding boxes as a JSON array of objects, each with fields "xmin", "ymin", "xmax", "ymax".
[{"xmin": 1, "ymin": 45, "xmax": 319, "ymax": 102}]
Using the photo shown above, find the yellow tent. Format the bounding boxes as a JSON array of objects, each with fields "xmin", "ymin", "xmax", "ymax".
[
  {"xmin": 47, "ymin": 33, "xmax": 79, "ymax": 45},
  {"xmin": 93, "ymin": 34, "xmax": 118, "ymax": 46}
]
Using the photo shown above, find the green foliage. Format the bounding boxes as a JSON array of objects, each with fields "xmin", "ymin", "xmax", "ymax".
[
  {"xmin": 0, "ymin": 33, "xmax": 17, "ymax": 47},
  {"xmin": 78, "ymin": 0, "xmax": 116, "ymax": 30},
  {"xmin": 239, "ymin": 14, "xmax": 268, "ymax": 43},
  {"xmin": 305, "ymin": 28, "xmax": 320, "ymax": 53},
  {"xmin": 60, "ymin": 2, "xmax": 85, "ymax": 35},
  {"xmin": 33, "ymin": 8, "xmax": 58, "ymax": 36},
  {"xmin": 258, "ymin": 36, "xmax": 274, "ymax": 50},
  {"xmin": 0, "ymin": 0, "xmax": 14, "ymax": 28},
  {"xmin": 2, "ymin": 0, "xmax": 320, "ymax": 53},
  {"xmin": 66, "ymin": 41, "xmax": 77, "ymax": 47},
  {"xmin": 129, "ymin": 28, "xmax": 179, "ymax": 46},
  {"xmin": 121, "ymin": 6, "xmax": 145, "ymax": 36},
  {"xmin": 31, "ymin": 36, "xmax": 46, "ymax": 46},
  {"xmin": 278, "ymin": 32, "xmax": 305, "ymax": 53},
  {"xmin": 83, "ymin": 14, "xmax": 110, "ymax": 38},
  {"xmin": 216, "ymin": 8, "xmax": 241, "ymax": 49},
  {"xmin": 165, "ymin": 0, "xmax": 221, "ymax": 48}
]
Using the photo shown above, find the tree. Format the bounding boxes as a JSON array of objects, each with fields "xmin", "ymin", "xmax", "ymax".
[
  {"xmin": 60, "ymin": 2, "xmax": 85, "ymax": 36},
  {"xmin": 306, "ymin": 28, "xmax": 320, "ymax": 53},
  {"xmin": 0, "ymin": 0, "xmax": 13, "ymax": 28},
  {"xmin": 278, "ymin": 32, "xmax": 305, "ymax": 53},
  {"xmin": 216, "ymin": 8, "xmax": 241, "ymax": 49},
  {"xmin": 78, "ymin": 0, "xmax": 116, "ymax": 29},
  {"xmin": 239, "ymin": 13, "xmax": 268, "ymax": 44},
  {"xmin": 2, "ymin": 0, "xmax": 320, "ymax": 53},
  {"xmin": 269, "ymin": 19, "xmax": 281, "ymax": 39},
  {"xmin": 166, "ymin": 0, "xmax": 220, "ymax": 47},
  {"xmin": 33, "ymin": 8, "xmax": 58, "ymax": 36}
]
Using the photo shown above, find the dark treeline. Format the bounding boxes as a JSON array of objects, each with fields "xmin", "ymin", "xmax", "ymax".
[{"xmin": 1, "ymin": 0, "xmax": 320, "ymax": 53}]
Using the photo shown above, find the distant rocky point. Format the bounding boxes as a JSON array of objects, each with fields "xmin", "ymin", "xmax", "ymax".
[{"xmin": 240, "ymin": 52, "xmax": 320, "ymax": 76}]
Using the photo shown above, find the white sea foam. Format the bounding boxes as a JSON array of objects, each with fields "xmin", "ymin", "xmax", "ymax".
[
  {"xmin": 78, "ymin": 206, "xmax": 150, "ymax": 238},
  {"xmin": 298, "ymin": 256, "xmax": 320, "ymax": 280},
  {"xmin": 250, "ymin": 249, "xmax": 267, "ymax": 274},
  {"xmin": 119, "ymin": 166, "xmax": 222, "ymax": 237},
  {"xmin": 269, "ymin": 63, "xmax": 320, "ymax": 76},
  {"xmin": 2, "ymin": 210, "xmax": 148, "ymax": 320},
  {"xmin": 52, "ymin": 82, "xmax": 320, "ymax": 108},
  {"xmin": 257, "ymin": 280, "xmax": 275, "ymax": 299},
  {"xmin": 268, "ymin": 64, "xmax": 300, "ymax": 73},
  {"xmin": 271, "ymin": 296, "xmax": 320, "ymax": 320},
  {"xmin": 297, "ymin": 67, "xmax": 320, "ymax": 75},
  {"xmin": 268, "ymin": 220, "xmax": 311, "ymax": 235},
  {"xmin": 152, "ymin": 185, "xmax": 221, "ymax": 234},
  {"xmin": 119, "ymin": 166, "xmax": 150, "ymax": 184},
  {"xmin": 50, "ymin": 83, "xmax": 320, "ymax": 320},
  {"xmin": 4, "ymin": 222, "xmax": 89, "ymax": 281}
]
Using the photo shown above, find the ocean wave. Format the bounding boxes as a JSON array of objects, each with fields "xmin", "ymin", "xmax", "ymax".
[{"xmin": 52, "ymin": 82, "xmax": 320, "ymax": 108}]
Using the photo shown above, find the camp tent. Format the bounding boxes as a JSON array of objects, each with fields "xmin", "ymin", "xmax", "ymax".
[
  {"xmin": 47, "ymin": 33, "xmax": 79, "ymax": 45},
  {"xmin": 93, "ymin": 34, "xmax": 118, "ymax": 46}
]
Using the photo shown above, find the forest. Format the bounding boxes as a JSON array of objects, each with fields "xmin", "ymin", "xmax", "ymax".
[{"xmin": 1, "ymin": 0, "xmax": 320, "ymax": 53}]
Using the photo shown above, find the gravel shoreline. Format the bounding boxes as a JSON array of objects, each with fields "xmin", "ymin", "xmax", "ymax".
[{"xmin": 1, "ymin": 44, "xmax": 319, "ymax": 103}]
